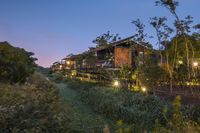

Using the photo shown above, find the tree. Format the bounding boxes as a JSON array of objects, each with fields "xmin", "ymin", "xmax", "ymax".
[
  {"xmin": 92, "ymin": 31, "xmax": 121, "ymax": 62},
  {"xmin": 92, "ymin": 31, "xmax": 121, "ymax": 48},
  {"xmin": 153, "ymin": 96, "xmax": 200, "ymax": 133},
  {"xmin": 155, "ymin": 0, "xmax": 200, "ymax": 95},
  {"xmin": 193, "ymin": 24, "xmax": 200, "ymax": 40},
  {"xmin": 156, "ymin": 0, "xmax": 195, "ymax": 80},
  {"xmin": 119, "ymin": 65, "xmax": 133, "ymax": 89},
  {"xmin": 149, "ymin": 16, "xmax": 175, "ymax": 92},
  {"xmin": 83, "ymin": 52, "xmax": 97, "ymax": 68},
  {"xmin": 132, "ymin": 19, "xmax": 152, "ymax": 49},
  {"xmin": 0, "ymin": 42, "xmax": 37, "ymax": 83},
  {"xmin": 150, "ymin": 17, "xmax": 173, "ymax": 64},
  {"xmin": 155, "ymin": 0, "xmax": 179, "ymax": 20},
  {"xmin": 137, "ymin": 54, "xmax": 169, "ymax": 94}
]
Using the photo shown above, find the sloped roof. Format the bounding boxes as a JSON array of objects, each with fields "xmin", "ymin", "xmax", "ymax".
[
  {"xmin": 60, "ymin": 36, "xmax": 153, "ymax": 62},
  {"xmin": 62, "ymin": 53, "xmax": 85, "ymax": 61},
  {"xmin": 91, "ymin": 35, "xmax": 145, "ymax": 52},
  {"xmin": 92, "ymin": 35, "xmax": 155, "ymax": 52}
]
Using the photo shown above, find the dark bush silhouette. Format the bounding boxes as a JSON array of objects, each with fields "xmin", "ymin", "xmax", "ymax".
[{"xmin": 0, "ymin": 42, "xmax": 37, "ymax": 83}]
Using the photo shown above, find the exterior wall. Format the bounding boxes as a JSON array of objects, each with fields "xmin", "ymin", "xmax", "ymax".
[{"xmin": 114, "ymin": 47, "xmax": 132, "ymax": 68}]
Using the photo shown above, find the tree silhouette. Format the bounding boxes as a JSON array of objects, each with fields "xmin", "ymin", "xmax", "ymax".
[{"xmin": 0, "ymin": 42, "xmax": 37, "ymax": 83}]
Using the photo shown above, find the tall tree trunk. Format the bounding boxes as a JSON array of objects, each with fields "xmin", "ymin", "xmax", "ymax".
[
  {"xmin": 172, "ymin": 39, "xmax": 178, "ymax": 69},
  {"xmin": 186, "ymin": 37, "xmax": 195, "ymax": 78},
  {"xmin": 184, "ymin": 35, "xmax": 191, "ymax": 80},
  {"xmin": 156, "ymin": 30, "xmax": 163, "ymax": 65},
  {"xmin": 166, "ymin": 53, "xmax": 173, "ymax": 94},
  {"xmin": 169, "ymin": 72, "xmax": 173, "ymax": 94}
]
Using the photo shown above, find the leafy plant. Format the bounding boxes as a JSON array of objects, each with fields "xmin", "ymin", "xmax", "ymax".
[
  {"xmin": 66, "ymin": 80, "xmax": 166, "ymax": 132},
  {"xmin": 0, "ymin": 42, "xmax": 37, "ymax": 83},
  {"xmin": 0, "ymin": 72, "xmax": 70, "ymax": 133},
  {"xmin": 153, "ymin": 96, "xmax": 200, "ymax": 133}
]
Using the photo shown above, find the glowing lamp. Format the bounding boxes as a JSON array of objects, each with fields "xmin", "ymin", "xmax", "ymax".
[
  {"xmin": 66, "ymin": 61, "xmax": 70, "ymax": 65},
  {"xmin": 71, "ymin": 72, "xmax": 76, "ymax": 76},
  {"xmin": 141, "ymin": 86, "xmax": 147, "ymax": 92},
  {"xmin": 178, "ymin": 60, "xmax": 183, "ymax": 64},
  {"xmin": 193, "ymin": 61, "xmax": 198, "ymax": 67},
  {"xmin": 113, "ymin": 80, "xmax": 119, "ymax": 87},
  {"xmin": 59, "ymin": 65, "xmax": 62, "ymax": 70}
]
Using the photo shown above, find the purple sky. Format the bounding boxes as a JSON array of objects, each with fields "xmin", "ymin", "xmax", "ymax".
[{"xmin": 0, "ymin": 0, "xmax": 199, "ymax": 67}]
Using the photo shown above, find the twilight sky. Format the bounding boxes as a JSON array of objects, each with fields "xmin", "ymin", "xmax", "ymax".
[{"xmin": 0, "ymin": 0, "xmax": 199, "ymax": 67}]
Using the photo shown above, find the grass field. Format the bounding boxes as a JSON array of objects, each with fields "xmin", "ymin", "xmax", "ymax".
[{"xmin": 56, "ymin": 82, "xmax": 117, "ymax": 132}]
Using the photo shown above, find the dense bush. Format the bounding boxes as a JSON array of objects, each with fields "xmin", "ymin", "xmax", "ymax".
[
  {"xmin": 190, "ymin": 105, "xmax": 200, "ymax": 124},
  {"xmin": 66, "ymin": 80, "xmax": 167, "ymax": 132},
  {"xmin": 137, "ymin": 57, "xmax": 169, "ymax": 91},
  {"xmin": 0, "ymin": 42, "xmax": 37, "ymax": 83},
  {"xmin": 0, "ymin": 72, "xmax": 70, "ymax": 133},
  {"xmin": 66, "ymin": 80, "xmax": 200, "ymax": 132},
  {"xmin": 153, "ymin": 96, "xmax": 200, "ymax": 133}
]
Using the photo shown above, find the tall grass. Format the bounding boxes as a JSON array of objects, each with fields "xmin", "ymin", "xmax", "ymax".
[
  {"xmin": 66, "ymin": 80, "xmax": 166, "ymax": 132},
  {"xmin": 66, "ymin": 79, "xmax": 200, "ymax": 132}
]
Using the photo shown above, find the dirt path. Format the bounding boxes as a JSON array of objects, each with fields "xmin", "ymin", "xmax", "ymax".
[{"xmin": 56, "ymin": 82, "xmax": 116, "ymax": 132}]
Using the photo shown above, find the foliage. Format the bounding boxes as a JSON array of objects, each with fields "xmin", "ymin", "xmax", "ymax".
[
  {"xmin": 51, "ymin": 72, "xmax": 64, "ymax": 82},
  {"xmin": 165, "ymin": 35, "xmax": 200, "ymax": 81},
  {"xmin": 155, "ymin": 0, "xmax": 200, "ymax": 82},
  {"xmin": 132, "ymin": 19, "xmax": 152, "ymax": 49},
  {"xmin": 119, "ymin": 65, "xmax": 131, "ymax": 79},
  {"xmin": 92, "ymin": 31, "xmax": 121, "ymax": 63},
  {"xmin": 155, "ymin": 0, "xmax": 179, "ymax": 20},
  {"xmin": 66, "ymin": 80, "xmax": 166, "ymax": 132},
  {"xmin": 64, "ymin": 80, "xmax": 200, "ymax": 132},
  {"xmin": 150, "ymin": 16, "xmax": 173, "ymax": 67},
  {"xmin": 119, "ymin": 65, "xmax": 135, "ymax": 89},
  {"xmin": 0, "ymin": 42, "xmax": 37, "ymax": 83},
  {"xmin": 137, "ymin": 57, "xmax": 169, "ymax": 89},
  {"xmin": 190, "ymin": 105, "xmax": 200, "ymax": 125},
  {"xmin": 153, "ymin": 96, "xmax": 200, "ymax": 133},
  {"xmin": 0, "ymin": 72, "xmax": 71, "ymax": 133},
  {"xmin": 92, "ymin": 31, "xmax": 121, "ymax": 48},
  {"xmin": 82, "ymin": 52, "xmax": 98, "ymax": 68}
]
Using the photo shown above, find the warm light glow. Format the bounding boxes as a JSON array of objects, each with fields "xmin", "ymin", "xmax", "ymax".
[
  {"xmin": 178, "ymin": 60, "xmax": 183, "ymax": 64},
  {"xmin": 141, "ymin": 86, "xmax": 147, "ymax": 92},
  {"xmin": 59, "ymin": 65, "xmax": 62, "ymax": 70},
  {"xmin": 71, "ymin": 72, "xmax": 75, "ymax": 76},
  {"xmin": 113, "ymin": 80, "xmax": 119, "ymax": 87},
  {"xmin": 66, "ymin": 61, "xmax": 70, "ymax": 65},
  {"xmin": 193, "ymin": 61, "xmax": 198, "ymax": 67}
]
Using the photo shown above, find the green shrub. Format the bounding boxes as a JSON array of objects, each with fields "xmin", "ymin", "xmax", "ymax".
[
  {"xmin": 67, "ymin": 80, "xmax": 166, "ymax": 132},
  {"xmin": 0, "ymin": 72, "xmax": 70, "ymax": 133},
  {"xmin": 51, "ymin": 72, "xmax": 64, "ymax": 82},
  {"xmin": 153, "ymin": 96, "xmax": 200, "ymax": 133},
  {"xmin": 190, "ymin": 105, "xmax": 200, "ymax": 124},
  {"xmin": 0, "ymin": 42, "xmax": 37, "ymax": 83}
]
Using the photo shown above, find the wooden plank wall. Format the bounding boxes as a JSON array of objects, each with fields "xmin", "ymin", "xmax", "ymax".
[{"xmin": 114, "ymin": 47, "xmax": 132, "ymax": 68}]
